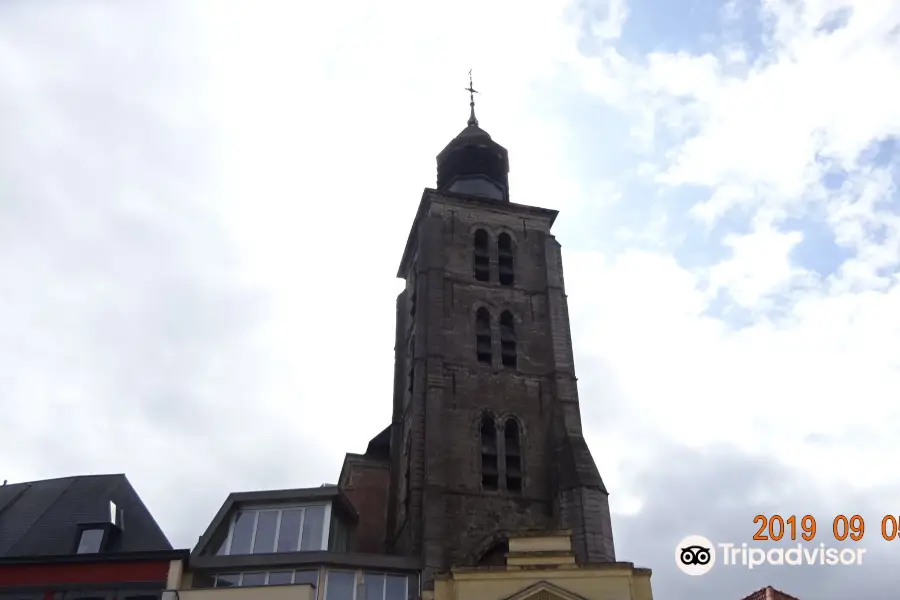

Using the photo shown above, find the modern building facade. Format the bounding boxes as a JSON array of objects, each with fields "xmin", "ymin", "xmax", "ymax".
[{"xmin": 181, "ymin": 486, "xmax": 419, "ymax": 600}]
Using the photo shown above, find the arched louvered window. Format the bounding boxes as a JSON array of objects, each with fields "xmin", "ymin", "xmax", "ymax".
[
  {"xmin": 498, "ymin": 233, "xmax": 514, "ymax": 286},
  {"xmin": 480, "ymin": 413, "xmax": 498, "ymax": 491},
  {"xmin": 504, "ymin": 418, "xmax": 522, "ymax": 493},
  {"xmin": 475, "ymin": 307, "xmax": 492, "ymax": 365},
  {"xmin": 473, "ymin": 229, "xmax": 490, "ymax": 282},
  {"xmin": 478, "ymin": 540, "xmax": 509, "ymax": 566},
  {"xmin": 500, "ymin": 310, "xmax": 516, "ymax": 369}
]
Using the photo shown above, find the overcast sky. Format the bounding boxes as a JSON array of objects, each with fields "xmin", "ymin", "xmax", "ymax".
[{"xmin": 1, "ymin": 0, "xmax": 898, "ymax": 598}]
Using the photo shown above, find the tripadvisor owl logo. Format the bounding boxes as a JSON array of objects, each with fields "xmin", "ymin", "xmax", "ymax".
[{"xmin": 676, "ymin": 535, "xmax": 716, "ymax": 576}]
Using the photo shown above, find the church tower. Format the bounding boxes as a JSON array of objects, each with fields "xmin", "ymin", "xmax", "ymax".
[{"xmin": 388, "ymin": 79, "xmax": 615, "ymax": 583}]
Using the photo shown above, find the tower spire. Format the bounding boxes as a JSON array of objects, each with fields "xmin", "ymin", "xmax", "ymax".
[{"xmin": 465, "ymin": 69, "xmax": 479, "ymax": 127}]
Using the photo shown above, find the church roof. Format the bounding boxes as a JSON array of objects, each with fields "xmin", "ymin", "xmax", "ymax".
[
  {"xmin": 365, "ymin": 425, "xmax": 391, "ymax": 459},
  {"xmin": 0, "ymin": 474, "xmax": 172, "ymax": 557},
  {"xmin": 554, "ymin": 434, "xmax": 608, "ymax": 493},
  {"xmin": 436, "ymin": 122, "xmax": 502, "ymax": 161},
  {"xmin": 434, "ymin": 77, "xmax": 510, "ymax": 200},
  {"xmin": 740, "ymin": 586, "xmax": 802, "ymax": 600}
]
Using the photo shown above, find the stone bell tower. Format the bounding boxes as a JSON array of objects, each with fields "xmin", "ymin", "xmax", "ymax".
[{"xmin": 388, "ymin": 75, "xmax": 616, "ymax": 584}]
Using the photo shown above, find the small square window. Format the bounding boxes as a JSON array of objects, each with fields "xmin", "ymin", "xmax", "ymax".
[
  {"xmin": 267, "ymin": 572, "xmax": 292, "ymax": 586},
  {"xmin": 364, "ymin": 573, "xmax": 385, "ymax": 600},
  {"xmin": 241, "ymin": 573, "xmax": 267, "ymax": 587},
  {"xmin": 294, "ymin": 570, "xmax": 319, "ymax": 587},
  {"xmin": 326, "ymin": 571, "xmax": 356, "ymax": 600},
  {"xmin": 191, "ymin": 574, "xmax": 216, "ymax": 589},
  {"xmin": 385, "ymin": 575, "xmax": 407, "ymax": 600},
  {"xmin": 76, "ymin": 529, "xmax": 105, "ymax": 554},
  {"xmin": 215, "ymin": 574, "xmax": 239, "ymax": 588}
]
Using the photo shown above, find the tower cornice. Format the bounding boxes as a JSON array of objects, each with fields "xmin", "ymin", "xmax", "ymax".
[{"xmin": 396, "ymin": 188, "xmax": 559, "ymax": 278}]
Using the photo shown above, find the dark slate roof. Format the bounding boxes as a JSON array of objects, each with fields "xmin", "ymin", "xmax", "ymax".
[
  {"xmin": 555, "ymin": 434, "xmax": 608, "ymax": 493},
  {"xmin": 365, "ymin": 425, "xmax": 391, "ymax": 460},
  {"xmin": 0, "ymin": 474, "xmax": 172, "ymax": 557}
]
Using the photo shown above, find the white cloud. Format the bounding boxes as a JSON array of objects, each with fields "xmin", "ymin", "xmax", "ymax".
[
  {"xmin": 707, "ymin": 222, "xmax": 812, "ymax": 309},
  {"xmin": 2, "ymin": 1, "xmax": 899, "ymax": 597},
  {"xmin": 561, "ymin": 0, "xmax": 900, "ymax": 508}
]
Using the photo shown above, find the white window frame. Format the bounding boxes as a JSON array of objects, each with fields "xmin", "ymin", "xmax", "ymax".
[
  {"xmin": 213, "ymin": 569, "xmax": 323, "ymax": 588},
  {"xmin": 324, "ymin": 570, "xmax": 358, "ymax": 600},
  {"xmin": 220, "ymin": 503, "xmax": 333, "ymax": 555},
  {"xmin": 361, "ymin": 572, "xmax": 409, "ymax": 600}
]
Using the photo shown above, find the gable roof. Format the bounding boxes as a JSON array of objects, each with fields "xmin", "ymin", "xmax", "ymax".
[
  {"xmin": 0, "ymin": 474, "xmax": 172, "ymax": 557},
  {"xmin": 500, "ymin": 581, "xmax": 591, "ymax": 600},
  {"xmin": 192, "ymin": 486, "xmax": 359, "ymax": 559},
  {"xmin": 740, "ymin": 586, "xmax": 802, "ymax": 600}
]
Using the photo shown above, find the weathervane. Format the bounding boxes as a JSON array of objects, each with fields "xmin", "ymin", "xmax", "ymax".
[{"xmin": 465, "ymin": 69, "xmax": 479, "ymax": 126}]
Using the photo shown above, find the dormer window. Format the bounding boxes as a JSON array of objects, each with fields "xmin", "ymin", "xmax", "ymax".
[
  {"xmin": 218, "ymin": 504, "xmax": 331, "ymax": 555},
  {"xmin": 76, "ymin": 527, "xmax": 105, "ymax": 554}
]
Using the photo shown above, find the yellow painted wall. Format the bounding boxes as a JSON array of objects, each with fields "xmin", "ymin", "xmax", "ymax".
[
  {"xmin": 431, "ymin": 532, "xmax": 653, "ymax": 600},
  {"xmin": 431, "ymin": 564, "xmax": 652, "ymax": 600}
]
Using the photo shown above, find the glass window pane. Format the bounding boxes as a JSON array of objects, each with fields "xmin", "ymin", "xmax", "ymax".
[
  {"xmin": 301, "ymin": 506, "xmax": 326, "ymax": 550},
  {"xmin": 213, "ymin": 536, "xmax": 229, "ymax": 556},
  {"xmin": 405, "ymin": 574, "xmax": 418, "ymax": 600},
  {"xmin": 192, "ymin": 573, "xmax": 215, "ymax": 589},
  {"xmin": 277, "ymin": 509, "xmax": 302, "ymax": 552},
  {"xmin": 253, "ymin": 511, "xmax": 279, "ymax": 554},
  {"xmin": 215, "ymin": 574, "xmax": 239, "ymax": 588},
  {"xmin": 326, "ymin": 571, "xmax": 356, "ymax": 600},
  {"xmin": 268, "ymin": 572, "xmax": 293, "ymax": 586},
  {"xmin": 363, "ymin": 573, "xmax": 385, "ymax": 600},
  {"xmin": 229, "ymin": 511, "xmax": 256, "ymax": 555},
  {"xmin": 241, "ymin": 573, "xmax": 266, "ymax": 587},
  {"xmin": 330, "ymin": 518, "xmax": 348, "ymax": 552},
  {"xmin": 294, "ymin": 570, "xmax": 319, "ymax": 586},
  {"xmin": 385, "ymin": 576, "xmax": 406, "ymax": 600},
  {"xmin": 76, "ymin": 529, "xmax": 104, "ymax": 554}
]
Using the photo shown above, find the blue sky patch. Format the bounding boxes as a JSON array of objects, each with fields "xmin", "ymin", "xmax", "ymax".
[{"xmin": 784, "ymin": 216, "xmax": 853, "ymax": 278}]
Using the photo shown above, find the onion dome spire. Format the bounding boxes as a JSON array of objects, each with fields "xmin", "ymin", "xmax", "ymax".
[{"xmin": 435, "ymin": 70, "xmax": 510, "ymax": 201}]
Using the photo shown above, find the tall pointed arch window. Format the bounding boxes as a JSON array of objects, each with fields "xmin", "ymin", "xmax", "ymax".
[
  {"xmin": 475, "ymin": 307, "xmax": 492, "ymax": 365},
  {"xmin": 473, "ymin": 229, "xmax": 490, "ymax": 282},
  {"xmin": 499, "ymin": 310, "xmax": 516, "ymax": 369},
  {"xmin": 503, "ymin": 419, "xmax": 522, "ymax": 493},
  {"xmin": 498, "ymin": 233, "xmax": 514, "ymax": 286},
  {"xmin": 480, "ymin": 413, "xmax": 498, "ymax": 490}
]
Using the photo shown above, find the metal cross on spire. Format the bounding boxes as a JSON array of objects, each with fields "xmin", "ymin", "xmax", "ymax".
[{"xmin": 465, "ymin": 69, "xmax": 479, "ymax": 127}]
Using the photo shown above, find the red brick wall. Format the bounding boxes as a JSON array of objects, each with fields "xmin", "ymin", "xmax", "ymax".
[{"xmin": 341, "ymin": 456, "xmax": 391, "ymax": 554}]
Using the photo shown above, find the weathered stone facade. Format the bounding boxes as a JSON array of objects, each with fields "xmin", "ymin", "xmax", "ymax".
[{"xmin": 338, "ymin": 111, "xmax": 615, "ymax": 587}]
